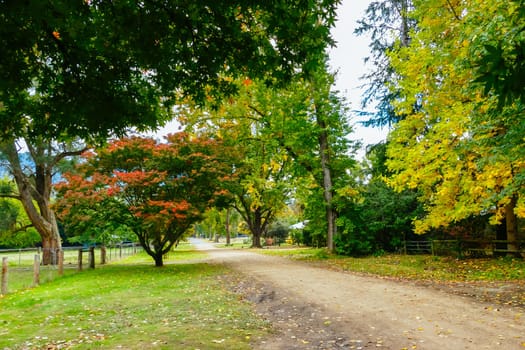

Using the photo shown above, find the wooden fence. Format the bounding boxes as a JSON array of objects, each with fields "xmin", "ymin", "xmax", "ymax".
[
  {"xmin": 0, "ymin": 243, "xmax": 142, "ymax": 295},
  {"xmin": 403, "ymin": 240, "xmax": 525, "ymax": 258}
]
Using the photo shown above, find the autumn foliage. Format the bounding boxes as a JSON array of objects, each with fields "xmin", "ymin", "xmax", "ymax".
[{"xmin": 54, "ymin": 133, "xmax": 232, "ymax": 266}]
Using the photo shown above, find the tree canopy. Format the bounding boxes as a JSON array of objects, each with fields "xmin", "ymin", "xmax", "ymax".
[
  {"xmin": 55, "ymin": 133, "xmax": 232, "ymax": 266},
  {"xmin": 178, "ymin": 65, "xmax": 357, "ymax": 250},
  {"xmin": 0, "ymin": 0, "xmax": 338, "ymax": 140},
  {"xmin": 384, "ymin": 0, "xmax": 524, "ymax": 251},
  {"xmin": 0, "ymin": 0, "xmax": 339, "ymax": 256}
]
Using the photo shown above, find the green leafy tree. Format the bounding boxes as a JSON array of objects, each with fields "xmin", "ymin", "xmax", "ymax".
[
  {"xmin": 196, "ymin": 208, "xmax": 239, "ymax": 244},
  {"xmin": 0, "ymin": 0, "xmax": 338, "ymax": 262},
  {"xmin": 55, "ymin": 134, "xmax": 231, "ymax": 266},
  {"xmin": 265, "ymin": 220, "xmax": 289, "ymax": 245},
  {"xmin": 227, "ymin": 125, "xmax": 291, "ymax": 248},
  {"xmin": 334, "ymin": 143, "xmax": 423, "ymax": 256},
  {"xmin": 180, "ymin": 65, "xmax": 357, "ymax": 250},
  {"xmin": 271, "ymin": 67, "xmax": 357, "ymax": 251},
  {"xmin": 180, "ymin": 80, "xmax": 293, "ymax": 248},
  {"xmin": 0, "ymin": 139, "xmax": 86, "ymax": 263},
  {"xmin": 466, "ymin": 0, "xmax": 525, "ymax": 108},
  {"xmin": 0, "ymin": 1, "xmax": 338, "ymax": 138},
  {"xmin": 200, "ymin": 208, "xmax": 225, "ymax": 243}
]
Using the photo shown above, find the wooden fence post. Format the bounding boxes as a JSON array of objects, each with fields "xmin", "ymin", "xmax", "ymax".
[
  {"xmin": 33, "ymin": 254, "xmax": 40, "ymax": 286},
  {"xmin": 78, "ymin": 249, "xmax": 83, "ymax": 271},
  {"xmin": 101, "ymin": 246, "xmax": 106, "ymax": 265},
  {"xmin": 1, "ymin": 257, "xmax": 8, "ymax": 295},
  {"xmin": 89, "ymin": 246, "xmax": 95, "ymax": 269},
  {"xmin": 58, "ymin": 250, "xmax": 64, "ymax": 276}
]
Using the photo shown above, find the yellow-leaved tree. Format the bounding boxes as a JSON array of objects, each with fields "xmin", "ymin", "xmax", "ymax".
[{"xmin": 386, "ymin": 0, "xmax": 524, "ymax": 252}]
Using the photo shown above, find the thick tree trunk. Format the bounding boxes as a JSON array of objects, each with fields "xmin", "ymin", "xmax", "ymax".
[
  {"xmin": 2, "ymin": 140, "xmax": 63, "ymax": 265},
  {"xmin": 505, "ymin": 196, "xmax": 519, "ymax": 256},
  {"xmin": 137, "ymin": 232, "xmax": 165, "ymax": 267},
  {"xmin": 252, "ymin": 229, "xmax": 263, "ymax": 248},
  {"xmin": 251, "ymin": 209, "xmax": 264, "ymax": 248},
  {"xmin": 39, "ymin": 207, "xmax": 62, "ymax": 265},
  {"xmin": 41, "ymin": 231, "xmax": 62, "ymax": 265},
  {"xmin": 153, "ymin": 253, "xmax": 164, "ymax": 267},
  {"xmin": 151, "ymin": 238, "xmax": 166, "ymax": 267},
  {"xmin": 235, "ymin": 200, "xmax": 271, "ymax": 249}
]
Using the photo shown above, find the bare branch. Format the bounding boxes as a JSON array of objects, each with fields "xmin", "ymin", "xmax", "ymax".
[
  {"xmin": 52, "ymin": 147, "xmax": 90, "ymax": 167},
  {"xmin": 445, "ymin": 0, "xmax": 461, "ymax": 21}
]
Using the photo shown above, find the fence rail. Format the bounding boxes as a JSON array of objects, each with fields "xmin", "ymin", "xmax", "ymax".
[
  {"xmin": 0, "ymin": 243, "xmax": 142, "ymax": 267},
  {"xmin": 0, "ymin": 243, "xmax": 142, "ymax": 295},
  {"xmin": 404, "ymin": 240, "xmax": 525, "ymax": 257}
]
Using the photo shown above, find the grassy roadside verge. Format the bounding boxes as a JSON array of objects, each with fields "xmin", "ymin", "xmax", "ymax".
[
  {"xmin": 1, "ymin": 242, "xmax": 207, "ymax": 295},
  {"xmin": 258, "ymin": 247, "xmax": 525, "ymax": 282},
  {"xmin": 0, "ymin": 249, "xmax": 269, "ymax": 349}
]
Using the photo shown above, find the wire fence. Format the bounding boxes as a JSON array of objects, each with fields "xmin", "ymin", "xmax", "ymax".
[
  {"xmin": 0, "ymin": 243, "xmax": 142, "ymax": 295},
  {"xmin": 0, "ymin": 243, "xmax": 142, "ymax": 267}
]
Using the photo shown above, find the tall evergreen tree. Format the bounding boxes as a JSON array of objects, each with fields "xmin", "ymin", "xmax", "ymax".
[{"xmin": 355, "ymin": 0, "xmax": 415, "ymax": 127}]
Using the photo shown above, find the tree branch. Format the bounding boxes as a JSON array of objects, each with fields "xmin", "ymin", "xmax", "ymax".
[
  {"xmin": 12, "ymin": 223, "xmax": 34, "ymax": 234},
  {"xmin": 445, "ymin": 0, "xmax": 461, "ymax": 21},
  {"xmin": 0, "ymin": 193, "xmax": 21, "ymax": 200},
  {"xmin": 52, "ymin": 147, "xmax": 90, "ymax": 167}
]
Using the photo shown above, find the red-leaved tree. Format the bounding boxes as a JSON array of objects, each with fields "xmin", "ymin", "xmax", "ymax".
[{"xmin": 54, "ymin": 133, "xmax": 232, "ymax": 266}]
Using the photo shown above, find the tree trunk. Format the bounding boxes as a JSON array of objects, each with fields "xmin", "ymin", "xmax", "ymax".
[
  {"xmin": 2, "ymin": 140, "xmax": 63, "ymax": 265},
  {"xmin": 151, "ymin": 237, "xmax": 165, "ymax": 267},
  {"xmin": 225, "ymin": 208, "xmax": 231, "ymax": 246},
  {"xmin": 317, "ymin": 118, "xmax": 336, "ymax": 252},
  {"xmin": 252, "ymin": 229, "xmax": 263, "ymax": 248},
  {"xmin": 505, "ymin": 196, "xmax": 519, "ymax": 256},
  {"xmin": 400, "ymin": 0, "xmax": 411, "ymax": 47},
  {"xmin": 251, "ymin": 208, "xmax": 264, "ymax": 248},
  {"xmin": 41, "ymin": 233, "xmax": 61, "ymax": 265},
  {"xmin": 153, "ymin": 253, "xmax": 164, "ymax": 267}
]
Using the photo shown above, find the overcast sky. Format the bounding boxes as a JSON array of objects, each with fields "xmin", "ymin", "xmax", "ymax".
[{"xmin": 328, "ymin": 0, "xmax": 388, "ymax": 156}]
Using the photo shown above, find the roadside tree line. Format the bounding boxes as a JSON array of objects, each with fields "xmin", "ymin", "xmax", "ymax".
[
  {"xmin": 0, "ymin": 0, "xmax": 338, "ymax": 265},
  {"xmin": 1, "ymin": 0, "xmax": 523, "ymax": 266}
]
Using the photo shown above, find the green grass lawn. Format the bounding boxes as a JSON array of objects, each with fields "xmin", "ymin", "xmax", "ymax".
[
  {"xmin": 259, "ymin": 247, "xmax": 525, "ymax": 282},
  {"xmin": 4, "ymin": 243, "xmax": 523, "ymax": 349},
  {"xmin": 0, "ymin": 248, "xmax": 269, "ymax": 349}
]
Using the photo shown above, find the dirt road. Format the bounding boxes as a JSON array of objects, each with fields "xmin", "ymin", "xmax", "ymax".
[{"xmin": 191, "ymin": 239, "xmax": 524, "ymax": 349}]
